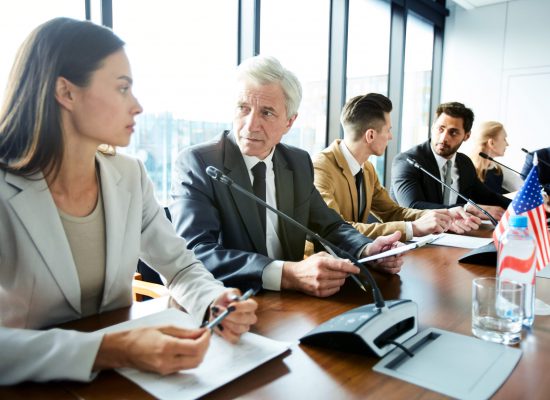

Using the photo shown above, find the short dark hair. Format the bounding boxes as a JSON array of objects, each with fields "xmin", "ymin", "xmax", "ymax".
[
  {"xmin": 341, "ymin": 93, "xmax": 392, "ymax": 141},
  {"xmin": 436, "ymin": 102, "xmax": 475, "ymax": 133},
  {"xmin": 0, "ymin": 17, "xmax": 125, "ymax": 179}
]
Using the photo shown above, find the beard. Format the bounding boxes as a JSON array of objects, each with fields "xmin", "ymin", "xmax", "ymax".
[{"xmin": 432, "ymin": 141, "xmax": 463, "ymax": 158}]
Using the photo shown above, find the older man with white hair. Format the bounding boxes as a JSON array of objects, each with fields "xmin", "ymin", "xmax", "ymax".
[{"xmin": 170, "ymin": 55, "xmax": 403, "ymax": 298}]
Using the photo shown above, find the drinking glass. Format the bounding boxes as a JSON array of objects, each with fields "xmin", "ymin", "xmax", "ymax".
[{"xmin": 472, "ymin": 277, "xmax": 524, "ymax": 345}]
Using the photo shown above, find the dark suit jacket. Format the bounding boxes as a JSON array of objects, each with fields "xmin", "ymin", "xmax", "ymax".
[
  {"xmin": 391, "ymin": 141, "xmax": 511, "ymax": 210},
  {"xmin": 170, "ymin": 131, "xmax": 371, "ymax": 291},
  {"xmin": 522, "ymin": 147, "xmax": 550, "ymax": 192}
]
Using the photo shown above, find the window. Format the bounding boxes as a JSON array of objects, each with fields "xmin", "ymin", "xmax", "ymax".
[
  {"xmin": 399, "ymin": 12, "xmax": 434, "ymax": 152},
  {"xmin": 112, "ymin": 0, "xmax": 238, "ymax": 203},
  {"xmin": 0, "ymin": 1, "xmax": 84, "ymax": 103},
  {"xmin": 346, "ymin": 0, "xmax": 391, "ymax": 99},
  {"xmin": 260, "ymin": 0, "xmax": 330, "ymax": 156},
  {"xmin": 346, "ymin": 0, "xmax": 391, "ymax": 180}
]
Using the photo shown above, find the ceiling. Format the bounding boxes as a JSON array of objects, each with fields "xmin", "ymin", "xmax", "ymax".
[{"xmin": 450, "ymin": 0, "xmax": 512, "ymax": 10}]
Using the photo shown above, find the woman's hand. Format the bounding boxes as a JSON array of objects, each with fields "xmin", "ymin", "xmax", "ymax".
[
  {"xmin": 208, "ymin": 289, "xmax": 258, "ymax": 343},
  {"xmin": 94, "ymin": 326, "xmax": 211, "ymax": 375}
]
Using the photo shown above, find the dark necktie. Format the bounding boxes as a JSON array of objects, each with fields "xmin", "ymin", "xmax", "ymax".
[
  {"xmin": 252, "ymin": 161, "xmax": 267, "ymax": 234},
  {"xmin": 355, "ymin": 169, "xmax": 366, "ymax": 221},
  {"xmin": 442, "ymin": 159, "xmax": 453, "ymax": 205}
]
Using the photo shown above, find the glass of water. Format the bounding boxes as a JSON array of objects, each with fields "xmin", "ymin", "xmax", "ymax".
[{"xmin": 472, "ymin": 277, "xmax": 524, "ymax": 345}]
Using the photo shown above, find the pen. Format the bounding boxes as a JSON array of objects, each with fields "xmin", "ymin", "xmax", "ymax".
[
  {"xmin": 205, "ymin": 288, "xmax": 257, "ymax": 331},
  {"xmin": 320, "ymin": 242, "xmax": 368, "ymax": 292}
]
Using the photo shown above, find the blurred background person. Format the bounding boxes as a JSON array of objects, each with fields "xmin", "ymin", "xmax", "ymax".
[{"xmin": 469, "ymin": 121, "xmax": 522, "ymax": 194}]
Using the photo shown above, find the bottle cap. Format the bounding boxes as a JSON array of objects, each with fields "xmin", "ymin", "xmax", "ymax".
[{"xmin": 509, "ymin": 215, "xmax": 528, "ymax": 228}]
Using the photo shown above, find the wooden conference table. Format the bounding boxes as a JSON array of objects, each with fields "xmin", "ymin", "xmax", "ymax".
[{"xmin": 3, "ymin": 226, "xmax": 550, "ymax": 399}]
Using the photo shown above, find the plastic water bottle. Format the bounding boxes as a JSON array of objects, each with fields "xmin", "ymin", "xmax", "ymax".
[{"xmin": 497, "ymin": 215, "xmax": 536, "ymax": 327}]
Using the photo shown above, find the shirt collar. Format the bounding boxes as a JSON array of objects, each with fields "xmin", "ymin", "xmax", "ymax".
[
  {"xmin": 339, "ymin": 140, "xmax": 362, "ymax": 176},
  {"xmin": 430, "ymin": 144, "xmax": 457, "ymax": 170},
  {"xmin": 242, "ymin": 147, "xmax": 275, "ymax": 172}
]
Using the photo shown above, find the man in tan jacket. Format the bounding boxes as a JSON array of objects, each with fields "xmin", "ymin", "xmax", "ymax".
[{"xmin": 313, "ymin": 93, "xmax": 479, "ymax": 240}]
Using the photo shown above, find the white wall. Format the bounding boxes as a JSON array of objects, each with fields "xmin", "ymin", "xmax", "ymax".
[{"xmin": 441, "ymin": 0, "xmax": 550, "ymax": 172}]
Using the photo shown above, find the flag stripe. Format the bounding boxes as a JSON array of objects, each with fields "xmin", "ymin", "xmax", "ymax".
[{"xmin": 493, "ymin": 165, "xmax": 550, "ymax": 272}]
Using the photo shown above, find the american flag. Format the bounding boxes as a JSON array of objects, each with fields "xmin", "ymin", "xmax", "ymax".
[{"xmin": 493, "ymin": 164, "xmax": 550, "ymax": 271}]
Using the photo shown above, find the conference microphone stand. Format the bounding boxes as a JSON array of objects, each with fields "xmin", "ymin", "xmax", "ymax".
[
  {"xmin": 522, "ymin": 148, "xmax": 550, "ymax": 168},
  {"xmin": 406, "ymin": 158, "xmax": 498, "ymax": 226},
  {"xmin": 206, "ymin": 165, "xmax": 418, "ymax": 357},
  {"xmin": 478, "ymin": 152, "xmax": 526, "ymax": 179}
]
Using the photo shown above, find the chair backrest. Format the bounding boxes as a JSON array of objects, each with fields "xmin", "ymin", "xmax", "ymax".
[{"xmin": 132, "ymin": 272, "xmax": 169, "ymax": 302}]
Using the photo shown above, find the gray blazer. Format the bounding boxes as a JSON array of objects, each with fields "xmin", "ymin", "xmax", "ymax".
[
  {"xmin": 0, "ymin": 153, "xmax": 224, "ymax": 384},
  {"xmin": 170, "ymin": 131, "xmax": 371, "ymax": 291}
]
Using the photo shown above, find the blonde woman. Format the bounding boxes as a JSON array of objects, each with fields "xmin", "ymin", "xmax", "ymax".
[{"xmin": 470, "ymin": 121, "xmax": 521, "ymax": 194}]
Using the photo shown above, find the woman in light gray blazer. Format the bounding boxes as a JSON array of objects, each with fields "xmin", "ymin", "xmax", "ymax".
[{"xmin": 0, "ymin": 17, "xmax": 257, "ymax": 385}]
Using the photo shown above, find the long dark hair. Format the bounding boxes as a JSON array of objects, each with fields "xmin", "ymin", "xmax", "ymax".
[{"xmin": 0, "ymin": 17, "xmax": 125, "ymax": 179}]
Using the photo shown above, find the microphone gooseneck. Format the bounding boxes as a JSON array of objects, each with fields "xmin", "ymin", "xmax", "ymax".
[
  {"xmin": 522, "ymin": 148, "xmax": 550, "ymax": 169},
  {"xmin": 206, "ymin": 165, "xmax": 386, "ymax": 309},
  {"xmin": 406, "ymin": 157, "xmax": 498, "ymax": 226},
  {"xmin": 205, "ymin": 165, "xmax": 419, "ymax": 358},
  {"xmin": 478, "ymin": 152, "xmax": 526, "ymax": 178}
]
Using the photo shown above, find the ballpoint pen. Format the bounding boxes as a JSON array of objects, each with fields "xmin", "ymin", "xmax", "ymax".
[
  {"xmin": 205, "ymin": 288, "xmax": 258, "ymax": 331},
  {"xmin": 320, "ymin": 242, "xmax": 368, "ymax": 292}
]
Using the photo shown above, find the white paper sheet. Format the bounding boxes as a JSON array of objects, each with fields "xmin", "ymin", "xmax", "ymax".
[
  {"xmin": 357, "ymin": 236, "xmax": 437, "ymax": 263},
  {"xmin": 411, "ymin": 233, "xmax": 493, "ymax": 249},
  {"xmin": 98, "ymin": 308, "xmax": 290, "ymax": 400}
]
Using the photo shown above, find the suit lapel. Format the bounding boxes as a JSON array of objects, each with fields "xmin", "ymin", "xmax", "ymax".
[
  {"xmin": 273, "ymin": 147, "xmax": 294, "ymax": 256},
  {"xmin": 6, "ymin": 172, "xmax": 81, "ymax": 314},
  {"xmin": 224, "ymin": 134, "xmax": 268, "ymax": 255},
  {"xmin": 332, "ymin": 140, "xmax": 360, "ymax": 221},
  {"xmin": 96, "ymin": 154, "xmax": 131, "ymax": 303}
]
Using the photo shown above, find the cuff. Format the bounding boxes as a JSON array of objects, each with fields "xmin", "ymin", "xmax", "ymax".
[
  {"xmin": 405, "ymin": 221, "xmax": 413, "ymax": 241},
  {"xmin": 357, "ymin": 243, "xmax": 370, "ymax": 259},
  {"xmin": 262, "ymin": 260, "xmax": 284, "ymax": 291}
]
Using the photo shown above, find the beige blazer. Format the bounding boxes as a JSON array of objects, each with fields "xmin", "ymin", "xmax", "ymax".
[
  {"xmin": 313, "ymin": 140, "xmax": 425, "ymax": 238},
  {"xmin": 0, "ymin": 153, "xmax": 224, "ymax": 384}
]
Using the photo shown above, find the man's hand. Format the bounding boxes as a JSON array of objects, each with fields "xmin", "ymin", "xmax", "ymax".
[
  {"xmin": 282, "ymin": 252, "xmax": 360, "ymax": 297},
  {"xmin": 411, "ymin": 210, "xmax": 453, "ymax": 236},
  {"xmin": 466, "ymin": 204, "xmax": 505, "ymax": 221},
  {"xmin": 362, "ymin": 231, "xmax": 404, "ymax": 274},
  {"xmin": 446, "ymin": 206, "xmax": 481, "ymax": 233},
  {"xmin": 209, "ymin": 289, "xmax": 258, "ymax": 343}
]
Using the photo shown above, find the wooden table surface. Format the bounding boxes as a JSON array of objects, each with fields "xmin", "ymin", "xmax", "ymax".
[{"xmin": 3, "ymin": 228, "xmax": 550, "ymax": 399}]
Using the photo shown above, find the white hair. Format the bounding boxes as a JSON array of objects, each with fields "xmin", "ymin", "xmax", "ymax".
[{"xmin": 236, "ymin": 55, "xmax": 302, "ymax": 118}]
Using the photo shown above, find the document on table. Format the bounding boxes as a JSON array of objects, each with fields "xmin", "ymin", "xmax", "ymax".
[
  {"xmin": 357, "ymin": 235, "xmax": 437, "ymax": 263},
  {"xmin": 411, "ymin": 233, "xmax": 493, "ymax": 249},
  {"xmin": 98, "ymin": 308, "xmax": 290, "ymax": 400}
]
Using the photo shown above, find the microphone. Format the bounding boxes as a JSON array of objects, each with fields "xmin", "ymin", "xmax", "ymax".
[
  {"xmin": 478, "ymin": 152, "xmax": 526, "ymax": 179},
  {"xmin": 406, "ymin": 158, "xmax": 498, "ymax": 226},
  {"xmin": 521, "ymin": 148, "xmax": 550, "ymax": 169},
  {"xmin": 206, "ymin": 166, "xmax": 374, "ymax": 299},
  {"xmin": 206, "ymin": 165, "xmax": 418, "ymax": 357}
]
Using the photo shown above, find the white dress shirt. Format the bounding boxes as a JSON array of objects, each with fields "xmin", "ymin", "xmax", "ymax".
[{"xmin": 431, "ymin": 147, "xmax": 459, "ymax": 206}]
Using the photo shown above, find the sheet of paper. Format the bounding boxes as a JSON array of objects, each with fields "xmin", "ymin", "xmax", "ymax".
[
  {"xmin": 357, "ymin": 236, "xmax": 436, "ymax": 263},
  {"xmin": 411, "ymin": 233, "xmax": 493, "ymax": 249},
  {"xmin": 98, "ymin": 308, "xmax": 290, "ymax": 400}
]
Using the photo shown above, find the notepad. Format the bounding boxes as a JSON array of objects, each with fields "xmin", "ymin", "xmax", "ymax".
[{"xmin": 98, "ymin": 308, "xmax": 290, "ymax": 400}]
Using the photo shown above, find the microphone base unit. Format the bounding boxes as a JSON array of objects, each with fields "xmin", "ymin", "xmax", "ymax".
[{"xmin": 300, "ymin": 299, "xmax": 418, "ymax": 358}]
